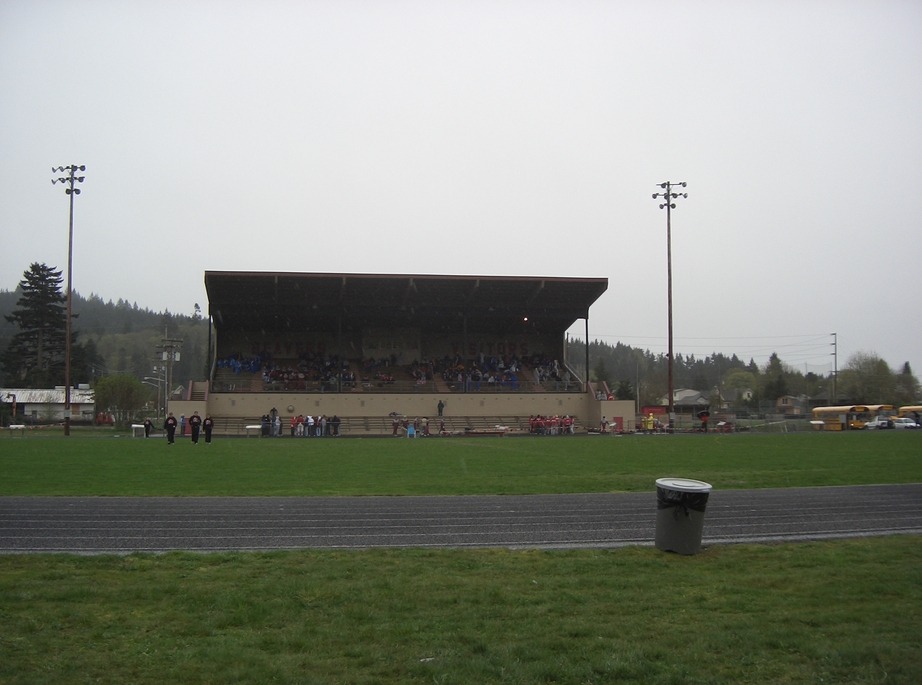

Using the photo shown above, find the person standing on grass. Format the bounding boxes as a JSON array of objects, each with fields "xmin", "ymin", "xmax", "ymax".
[
  {"xmin": 164, "ymin": 412, "xmax": 177, "ymax": 445},
  {"xmin": 143, "ymin": 417, "xmax": 153, "ymax": 438},
  {"xmin": 203, "ymin": 415, "xmax": 214, "ymax": 444},
  {"xmin": 189, "ymin": 411, "xmax": 202, "ymax": 444}
]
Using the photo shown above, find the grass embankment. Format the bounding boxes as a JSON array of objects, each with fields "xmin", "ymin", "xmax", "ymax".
[{"xmin": 1, "ymin": 431, "xmax": 920, "ymax": 683}]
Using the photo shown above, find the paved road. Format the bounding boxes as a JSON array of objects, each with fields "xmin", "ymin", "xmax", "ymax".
[{"xmin": 1, "ymin": 484, "xmax": 920, "ymax": 554}]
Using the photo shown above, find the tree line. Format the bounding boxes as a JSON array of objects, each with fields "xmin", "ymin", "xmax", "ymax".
[
  {"xmin": 569, "ymin": 339, "xmax": 919, "ymax": 410},
  {"xmin": 0, "ymin": 263, "xmax": 208, "ymax": 413},
  {"xmin": 1, "ymin": 263, "xmax": 917, "ymax": 422}
]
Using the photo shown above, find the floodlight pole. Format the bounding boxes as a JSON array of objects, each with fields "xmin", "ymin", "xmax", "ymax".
[
  {"xmin": 652, "ymin": 181, "xmax": 687, "ymax": 430},
  {"xmin": 52, "ymin": 165, "xmax": 86, "ymax": 435}
]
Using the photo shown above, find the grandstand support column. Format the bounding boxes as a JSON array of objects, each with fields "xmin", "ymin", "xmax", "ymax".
[
  {"xmin": 463, "ymin": 314, "xmax": 468, "ymax": 389},
  {"xmin": 653, "ymin": 181, "xmax": 688, "ymax": 430},
  {"xmin": 207, "ymin": 310, "xmax": 213, "ymax": 382},
  {"xmin": 584, "ymin": 316, "xmax": 589, "ymax": 394}
]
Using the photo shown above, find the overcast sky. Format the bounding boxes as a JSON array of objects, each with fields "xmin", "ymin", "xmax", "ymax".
[{"xmin": 2, "ymin": 0, "xmax": 920, "ymax": 378}]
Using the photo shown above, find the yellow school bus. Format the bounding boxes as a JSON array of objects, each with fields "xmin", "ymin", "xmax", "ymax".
[
  {"xmin": 811, "ymin": 404, "xmax": 894, "ymax": 431},
  {"xmin": 898, "ymin": 405, "xmax": 922, "ymax": 419}
]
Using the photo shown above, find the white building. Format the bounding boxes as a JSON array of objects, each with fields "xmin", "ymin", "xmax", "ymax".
[{"xmin": 1, "ymin": 387, "xmax": 96, "ymax": 425}]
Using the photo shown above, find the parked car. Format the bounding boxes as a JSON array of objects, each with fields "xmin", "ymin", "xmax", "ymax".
[
  {"xmin": 865, "ymin": 416, "xmax": 894, "ymax": 429},
  {"xmin": 892, "ymin": 417, "xmax": 920, "ymax": 429}
]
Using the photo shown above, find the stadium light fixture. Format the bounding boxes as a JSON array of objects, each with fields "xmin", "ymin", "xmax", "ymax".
[
  {"xmin": 652, "ymin": 180, "xmax": 687, "ymax": 430},
  {"xmin": 51, "ymin": 165, "xmax": 85, "ymax": 435}
]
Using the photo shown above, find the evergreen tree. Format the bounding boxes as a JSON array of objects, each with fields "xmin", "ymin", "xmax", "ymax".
[
  {"xmin": 1, "ymin": 263, "xmax": 69, "ymax": 387},
  {"xmin": 614, "ymin": 380, "xmax": 635, "ymax": 400},
  {"xmin": 894, "ymin": 362, "xmax": 919, "ymax": 405}
]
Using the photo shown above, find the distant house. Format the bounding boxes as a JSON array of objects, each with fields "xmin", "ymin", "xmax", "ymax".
[
  {"xmin": 720, "ymin": 387, "xmax": 753, "ymax": 406},
  {"xmin": 776, "ymin": 394, "xmax": 809, "ymax": 416},
  {"xmin": 0, "ymin": 387, "xmax": 95, "ymax": 425},
  {"xmin": 658, "ymin": 388, "xmax": 710, "ymax": 412}
]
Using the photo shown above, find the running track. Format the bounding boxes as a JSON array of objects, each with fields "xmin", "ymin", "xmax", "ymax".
[{"xmin": 1, "ymin": 484, "xmax": 920, "ymax": 554}]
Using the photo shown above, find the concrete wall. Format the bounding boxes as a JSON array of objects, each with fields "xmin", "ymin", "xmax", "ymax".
[
  {"xmin": 201, "ymin": 391, "xmax": 594, "ymax": 423},
  {"xmin": 165, "ymin": 401, "xmax": 208, "ymax": 423},
  {"xmin": 182, "ymin": 392, "xmax": 639, "ymax": 434},
  {"xmin": 597, "ymin": 399, "xmax": 637, "ymax": 432}
]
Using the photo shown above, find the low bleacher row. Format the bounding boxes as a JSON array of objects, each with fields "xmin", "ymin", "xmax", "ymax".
[{"xmin": 207, "ymin": 415, "xmax": 581, "ymax": 437}]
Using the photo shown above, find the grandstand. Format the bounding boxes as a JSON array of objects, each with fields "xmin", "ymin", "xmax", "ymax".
[{"xmin": 168, "ymin": 271, "xmax": 633, "ymax": 435}]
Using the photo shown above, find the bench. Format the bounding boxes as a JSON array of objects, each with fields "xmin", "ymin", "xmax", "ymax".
[
  {"xmin": 131, "ymin": 424, "xmax": 146, "ymax": 438},
  {"xmin": 8, "ymin": 424, "xmax": 26, "ymax": 437},
  {"xmin": 244, "ymin": 424, "xmax": 263, "ymax": 437}
]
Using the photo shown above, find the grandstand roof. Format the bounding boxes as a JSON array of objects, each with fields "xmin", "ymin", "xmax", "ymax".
[{"xmin": 204, "ymin": 271, "xmax": 608, "ymax": 335}]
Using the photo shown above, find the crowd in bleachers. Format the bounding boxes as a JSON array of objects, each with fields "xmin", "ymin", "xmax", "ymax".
[
  {"xmin": 215, "ymin": 350, "xmax": 576, "ymax": 393},
  {"xmin": 216, "ymin": 351, "xmax": 270, "ymax": 374},
  {"xmin": 262, "ymin": 352, "xmax": 353, "ymax": 390},
  {"xmin": 431, "ymin": 352, "xmax": 571, "ymax": 392}
]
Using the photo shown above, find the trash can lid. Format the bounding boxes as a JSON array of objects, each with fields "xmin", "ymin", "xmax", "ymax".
[{"xmin": 656, "ymin": 477, "xmax": 712, "ymax": 492}]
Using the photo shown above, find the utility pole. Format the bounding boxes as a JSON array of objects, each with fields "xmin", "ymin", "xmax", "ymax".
[
  {"xmin": 157, "ymin": 333, "xmax": 183, "ymax": 417},
  {"xmin": 652, "ymin": 181, "xmax": 688, "ymax": 430},
  {"xmin": 52, "ymin": 165, "xmax": 86, "ymax": 435}
]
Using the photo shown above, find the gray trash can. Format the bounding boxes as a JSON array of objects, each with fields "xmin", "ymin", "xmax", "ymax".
[{"xmin": 655, "ymin": 477, "xmax": 712, "ymax": 555}]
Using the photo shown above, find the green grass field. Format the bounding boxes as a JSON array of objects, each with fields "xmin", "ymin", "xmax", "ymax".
[
  {"xmin": 1, "ymin": 431, "xmax": 920, "ymax": 683},
  {"xmin": 1, "ymin": 430, "xmax": 920, "ymax": 496}
]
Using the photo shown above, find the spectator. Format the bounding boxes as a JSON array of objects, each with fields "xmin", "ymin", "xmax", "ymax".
[
  {"xmin": 164, "ymin": 412, "xmax": 177, "ymax": 445},
  {"xmin": 189, "ymin": 411, "xmax": 202, "ymax": 444}
]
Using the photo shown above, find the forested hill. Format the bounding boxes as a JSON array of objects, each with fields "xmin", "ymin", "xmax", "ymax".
[{"xmin": 0, "ymin": 289, "xmax": 208, "ymax": 387}]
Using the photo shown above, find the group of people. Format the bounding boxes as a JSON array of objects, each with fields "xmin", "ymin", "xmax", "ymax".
[
  {"xmin": 391, "ymin": 415, "xmax": 446, "ymax": 437},
  {"xmin": 218, "ymin": 351, "xmax": 363, "ymax": 392},
  {"xmin": 286, "ymin": 413, "xmax": 342, "ymax": 437},
  {"xmin": 528, "ymin": 414, "xmax": 576, "ymax": 435},
  {"xmin": 257, "ymin": 407, "xmax": 342, "ymax": 437},
  {"xmin": 429, "ymin": 351, "xmax": 573, "ymax": 393},
  {"xmin": 160, "ymin": 410, "xmax": 214, "ymax": 444},
  {"xmin": 216, "ymin": 351, "xmax": 267, "ymax": 375},
  {"xmin": 262, "ymin": 353, "xmax": 355, "ymax": 391}
]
